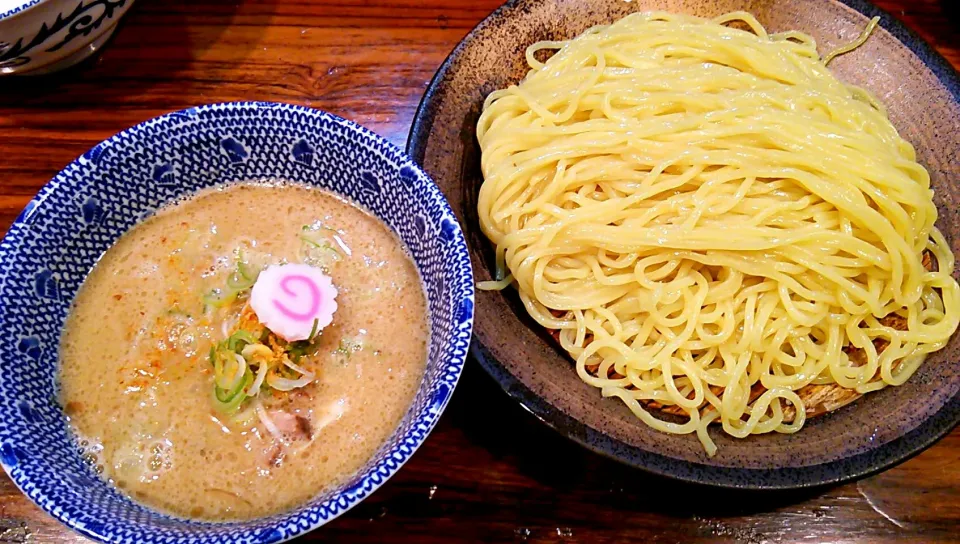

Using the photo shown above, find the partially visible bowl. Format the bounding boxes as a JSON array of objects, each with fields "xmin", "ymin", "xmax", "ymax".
[
  {"xmin": 0, "ymin": 102, "xmax": 474, "ymax": 543},
  {"xmin": 0, "ymin": 0, "xmax": 136, "ymax": 75}
]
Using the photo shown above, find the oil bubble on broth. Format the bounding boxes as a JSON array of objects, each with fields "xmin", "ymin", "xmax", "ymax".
[{"xmin": 59, "ymin": 184, "xmax": 430, "ymax": 521}]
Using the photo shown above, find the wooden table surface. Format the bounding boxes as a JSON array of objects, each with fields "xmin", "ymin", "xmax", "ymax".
[{"xmin": 1, "ymin": 0, "xmax": 959, "ymax": 542}]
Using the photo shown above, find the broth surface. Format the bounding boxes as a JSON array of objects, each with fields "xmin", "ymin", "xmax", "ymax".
[{"xmin": 59, "ymin": 184, "xmax": 429, "ymax": 520}]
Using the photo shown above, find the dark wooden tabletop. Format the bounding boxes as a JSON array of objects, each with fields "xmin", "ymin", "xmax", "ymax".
[{"xmin": 1, "ymin": 0, "xmax": 959, "ymax": 542}]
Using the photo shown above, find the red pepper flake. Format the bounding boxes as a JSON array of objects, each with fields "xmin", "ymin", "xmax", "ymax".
[{"xmin": 113, "ymin": 294, "xmax": 123, "ymax": 301}]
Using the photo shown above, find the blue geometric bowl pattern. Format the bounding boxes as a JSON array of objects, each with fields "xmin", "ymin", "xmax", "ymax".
[
  {"xmin": 0, "ymin": 0, "xmax": 41, "ymax": 20},
  {"xmin": 0, "ymin": 102, "xmax": 475, "ymax": 543}
]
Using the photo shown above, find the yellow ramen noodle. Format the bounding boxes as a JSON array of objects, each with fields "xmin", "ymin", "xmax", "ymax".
[{"xmin": 476, "ymin": 11, "xmax": 960, "ymax": 455}]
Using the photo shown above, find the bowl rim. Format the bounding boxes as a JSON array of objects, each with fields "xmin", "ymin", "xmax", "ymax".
[
  {"xmin": 0, "ymin": 0, "xmax": 41, "ymax": 21},
  {"xmin": 0, "ymin": 101, "xmax": 475, "ymax": 542},
  {"xmin": 406, "ymin": 0, "xmax": 960, "ymax": 489}
]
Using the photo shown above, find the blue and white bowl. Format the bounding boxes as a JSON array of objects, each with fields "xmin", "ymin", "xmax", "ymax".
[
  {"xmin": 0, "ymin": 0, "xmax": 136, "ymax": 75},
  {"xmin": 0, "ymin": 102, "xmax": 475, "ymax": 543}
]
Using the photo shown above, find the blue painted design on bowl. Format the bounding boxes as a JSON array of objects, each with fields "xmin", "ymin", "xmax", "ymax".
[
  {"xmin": 398, "ymin": 165, "xmax": 418, "ymax": 184},
  {"xmin": 34, "ymin": 270, "xmax": 59, "ymax": 301},
  {"xmin": 151, "ymin": 163, "xmax": 176, "ymax": 187},
  {"xmin": 220, "ymin": 136, "xmax": 249, "ymax": 164},
  {"xmin": 0, "ymin": 443, "xmax": 23, "ymax": 467},
  {"xmin": 82, "ymin": 142, "xmax": 110, "ymax": 165},
  {"xmin": 291, "ymin": 139, "xmax": 315, "ymax": 166},
  {"xmin": 16, "ymin": 336, "xmax": 42, "ymax": 362},
  {"xmin": 80, "ymin": 197, "xmax": 106, "ymax": 226},
  {"xmin": 359, "ymin": 171, "xmax": 379, "ymax": 194}
]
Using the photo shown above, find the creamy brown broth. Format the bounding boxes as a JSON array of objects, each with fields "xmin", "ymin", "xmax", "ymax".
[{"xmin": 59, "ymin": 184, "xmax": 429, "ymax": 520}]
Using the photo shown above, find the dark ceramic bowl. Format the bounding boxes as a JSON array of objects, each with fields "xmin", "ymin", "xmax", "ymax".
[{"xmin": 407, "ymin": 0, "xmax": 960, "ymax": 489}]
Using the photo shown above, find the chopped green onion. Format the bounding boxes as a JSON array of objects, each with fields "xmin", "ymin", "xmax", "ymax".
[
  {"xmin": 211, "ymin": 343, "xmax": 229, "ymax": 381},
  {"xmin": 203, "ymin": 288, "xmax": 238, "ymax": 309},
  {"xmin": 237, "ymin": 259, "xmax": 259, "ymax": 282},
  {"xmin": 299, "ymin": 232, "xmax": 343, "ymax": 260},
  {"xmin": 265, "ymin": 369, "xmax": 314, "ymax": 391},
  {"xmin": 241, "ymin": 344, "xmax": 272, "ymax": 360},
  {"xmin": 227, "ymin": 271, "xmax": 254, "ymax": 291},
  {"xmin": 234, "ymin": 247, "xmax": 262, "ymax": 285},
  {"xmin": 215, "ymin": 374, "xmax": 245, "ymax": 403},
  {"xmin": 283, "ymin": 322, "xmax": 320, "ymax": 363},
  {"xmin": 298, "ymin": 235, "xmax": 320, "ymax": 248},
  {"xmin": 333, "ymin": 337, "xmax": 364, "ymax": 365},
  {"xmin": 281, "ymin": 357, "xmax": 312, "ymax": 377},
  {"xmin": 246, "ymin": 359, "xmax": 270, "ymax": 397},
  {"xmin": 227, "ymin": 330, "xmax": 258, "ymax": 353},
  {"xmin": 287, "ymin": 341, "xmax": 310, "ymax": 362},
  {"xmin": 213, "ymin": 370, "xmax": 253, "ymax": 414},
  {"xmin": 214, "ymin": 353, "xmax": 250, "ymax": 402},
  {"xmin": 216, "ymin": 352, "xmax": 248, "ymax": 391}
]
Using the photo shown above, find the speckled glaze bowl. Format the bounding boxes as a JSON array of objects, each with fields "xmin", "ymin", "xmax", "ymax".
[
  {"xmin": 0, "ymin": 102, "xmax": 474, "ymax": 543},
  {"xmin": 407, "ymin": 0, "xmax": 960, "ymax": 489}
]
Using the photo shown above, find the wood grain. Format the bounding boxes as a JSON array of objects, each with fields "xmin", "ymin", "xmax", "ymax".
[{"xmin": 0, "ymin": 0, "xmax": 958, "ymax": 542}]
